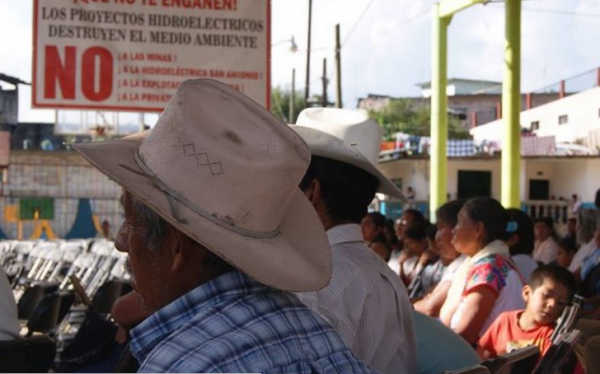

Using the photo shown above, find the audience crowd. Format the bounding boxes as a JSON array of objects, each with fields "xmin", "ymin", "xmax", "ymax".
[{"xmin": 1, "ymin": 81, "xmax": 600, "ymax": 374}]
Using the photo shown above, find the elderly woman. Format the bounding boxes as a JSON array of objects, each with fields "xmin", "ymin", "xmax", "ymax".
[
  {"xmin": 569, "ymin": 209, "xmax": 600, "ymax": 277},
  {"xmin": 440, "ymin": 197, "xmax": 524, "ymax": 345}
]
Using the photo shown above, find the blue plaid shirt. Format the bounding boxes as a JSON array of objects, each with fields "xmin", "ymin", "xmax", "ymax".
[{"xmin": 130, "ymin": 270, "xmax": 376, "ymax": 373}]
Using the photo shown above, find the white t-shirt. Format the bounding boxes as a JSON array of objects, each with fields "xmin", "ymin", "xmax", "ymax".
[
  {"xmin": 569, "ymin": 238, "xmax": 597, "ymax": 272},
  {"xmin": 441, "ymin": 254, "xmax": 467, "ymax": 283},
  {"xmin": 533, "ymin": 238, "xmax": 559, "ymax": 264}
]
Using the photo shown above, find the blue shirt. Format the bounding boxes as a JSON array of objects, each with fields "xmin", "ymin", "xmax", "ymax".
[
  {"xmin": 130, "ymin": 270, "xmax": 376, "ymax": 373},
  {"xmin": 413, "ymin": 311, "xmax": 481, "ymax": 374}
]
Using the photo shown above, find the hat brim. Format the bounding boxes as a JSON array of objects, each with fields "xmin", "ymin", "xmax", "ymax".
[
  {"xmin": 73, "ymin": 133, "xmax": 332, "ymax": 292},
  {"xmin": 291, "ymin": 125, "xmax": 407, "ymax": 201}
]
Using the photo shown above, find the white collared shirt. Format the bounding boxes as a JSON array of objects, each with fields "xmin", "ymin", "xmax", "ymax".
[
  {"xmin": 297, "ymin": 224, "xmax": 417, "ymax": 374},
  {"xmin": 533, "ymin": 237, "xmax": 559, "ymax": 264}
]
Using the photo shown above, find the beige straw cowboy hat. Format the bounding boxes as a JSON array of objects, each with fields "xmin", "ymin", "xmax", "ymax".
[
  {"xmin": 74, "ymin": 79, "xmax": 331, "ymax": 292},
  {"xmin": 291, "ymin": 108, "xmax": 406, "ymax": 200}
]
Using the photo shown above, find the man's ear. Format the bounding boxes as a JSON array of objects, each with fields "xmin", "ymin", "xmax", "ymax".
[
  {"xmin": 169, "ymin": 230, "xmax": 189, "ymax": 273},
  {"xmin": 303, "ymin": 179, "xmax": 322, "ymax": 207}
]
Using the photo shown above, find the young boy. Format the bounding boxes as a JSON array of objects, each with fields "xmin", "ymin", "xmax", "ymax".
[{"xmin": 477, "ymin": 265, "xmax": 576, "ymax": 359}]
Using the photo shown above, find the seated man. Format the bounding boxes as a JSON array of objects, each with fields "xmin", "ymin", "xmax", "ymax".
[
  {"xmin": 292, "ymin": 108, "xmax": 416, "ymax": 374},
  {"xmin": 478, "ymin": 265, "xmax": 576, "ymax": 360},
  {"xmin": 74, "ymin": 79, "xmax": 375, "ymax": 373}
]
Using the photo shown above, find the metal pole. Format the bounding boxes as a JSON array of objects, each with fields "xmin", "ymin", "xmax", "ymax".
[
  {"xmin": 322, "ymin": 58, "xmax": 328, "ymax": 107},
  {"xmin": 335, "ymin": 24, "xmax": 342, "ymax": 108},
  {"xmin": 501, "ymin": 0, "xmax": 521, "ymax": 208},
  {"xmin": 304, "ymin": 0, "xmax": 312, "ymax": 105},
  {"xmin": 290, "ymin": 68, "xmax": 296, "ymax": 122},
  {"xmin": 430, "ymin": 3, "xmax": 449, "ymax": 220}
]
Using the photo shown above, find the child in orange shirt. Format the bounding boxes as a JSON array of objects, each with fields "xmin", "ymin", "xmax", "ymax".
[{"xmin": 478, "ymin": 265, "xmax": 576, "ymax": 359}]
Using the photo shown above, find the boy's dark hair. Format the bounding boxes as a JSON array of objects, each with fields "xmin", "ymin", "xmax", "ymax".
[
  {"xmin": 436, "ymin": 199, "xmax": 466, "ymax": 228},
  {"xmin": 559, "ymin": 237, "xmax": 578, "ymax": 254},
  {"xmin": 299, "ymin": 156, "xmax": 379, "ymax": 224},
  {"xmin": 506, "ymin": 208, "xmax": 535, "ymax": 256},
  {"xmin": 463, "ymin": 197, "xmax": 509, "ymax": 244},
  {"xmin": 528, "ymin": 265, "xmax": 577, "ymax": 303},
  {"xmin": 404, "ymin": 222, "xmax": 430, "ymax": 241}
]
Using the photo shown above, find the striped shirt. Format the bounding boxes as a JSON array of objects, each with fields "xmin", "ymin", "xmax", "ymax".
[
  {"xmin": 297, "ymin": 224, "xmax": 417, "ymax": 374},
  {"xmin": 130, "ymin": 270, "xmax": 376, "ymax": 373}
]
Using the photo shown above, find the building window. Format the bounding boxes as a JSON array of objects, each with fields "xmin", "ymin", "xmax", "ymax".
[
  {"xmin": 531, "ymin": 121, "xmax": 540, "ymax": 130},
  {"xmin": 558, "ymin": 115, "xmax": 568, "ymax": 125}
]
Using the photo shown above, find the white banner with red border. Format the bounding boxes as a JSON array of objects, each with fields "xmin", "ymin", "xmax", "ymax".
[{"xmin": 32, "ymin": 0, "xmax": 270, "ymax": 112}]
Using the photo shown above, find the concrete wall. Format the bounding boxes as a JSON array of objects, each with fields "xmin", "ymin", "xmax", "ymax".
[{"xmin": 0, "ymin": 151, "xmax": 122, "ymax": 239}]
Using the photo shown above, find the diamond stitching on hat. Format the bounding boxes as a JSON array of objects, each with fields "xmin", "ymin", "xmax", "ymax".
[
  {"xmin": 196, "ymin": 152, "xmax": 224, "ymax": 175},
  {"xmin": 182, "ymin": 143, "xmax": 224, "ymax": 176},
  {"xmin": 182, "ymin": 143, "xmax": 196, "ymax": 157}
]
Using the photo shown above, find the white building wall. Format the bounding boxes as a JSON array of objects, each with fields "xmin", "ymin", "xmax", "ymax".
[
  {"xmin": 470, "ymin": 87, "xmax": 600, "ymax": 148},
  {"xmin": 379, "ymin": 157, "xmax": 600, "ymax": 203}
]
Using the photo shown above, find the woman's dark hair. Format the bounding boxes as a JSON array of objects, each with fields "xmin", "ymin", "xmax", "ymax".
[
  {"xmin": 535, "ymin": 217, "xmax": 555, "ymax": 232},
  {"xmin": 506, "ymin": 208, "xmax": 535, "ymax": 256},
  {"xmin": 403, "ymin": 209, "xmax": 427, "ymax": 224},
  {"xmin": 463, "ymin": 197, "xmax": 509, "ymax": 244},
  {"xmin": 299, "ymin": 156, "xmax": 379, "ymax": 224},
  {"xmin": 436, "ymin": 199, "xmax": 467, "ymax": 227},
  {"xmin": 425, "ymin": 224, "xmax": 437, "ymax": 241},
  {"xmin": 595, "ymin": 188, "xmax": 600, "ymax": 210},
  {"xmin": 559, "ymin": 237, "xmax": 578, "ymax": 254},
  {"xmin": 385, "ymin": 219, "xmax": 399, "ymax": 244},
  {"xmin": 367, "ymin": 212, "xmax": 387, "ymax": 229},
  {"xmin": 404, "ymin": 222, "xmax": 430, "ymax": 241}
]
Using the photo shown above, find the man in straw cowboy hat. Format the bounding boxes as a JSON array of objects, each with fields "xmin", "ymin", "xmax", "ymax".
[
  {"xmin": 74, "ymin": 80, "xmax": 376, "ymax": 373},
  {"xmin": 291, "ymin": 108, "xmax": 417, "ymax": 374}
]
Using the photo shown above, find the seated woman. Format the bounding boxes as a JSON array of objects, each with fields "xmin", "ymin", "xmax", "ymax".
[
  {"xmin": 388, "ymin": 209, "xmax": 428, "ymax": 274},
  {"xmin": 408, "ymin": 225, "xmax": 445, "ymax": 299},
  {"xmin": 361, "ymin": 211, "xmax": 392, "ymax": 261},
  {"xmin": 414, "ymin": 199, "xmax": 467, "ymax": 317},
  {"xmin": 506, "ymin": 208, "xmax": 538, "ymax": 281},
  {"xmin": 533, "ymin": 217, "xmax": 559, "ymax": 264},
  {"xmin": 440, "ymin": 197, "xmax": 525, "ymax": 345},
  {"xmin": 400, "ymin": 222, "xmax": 430, "ymax": 287}
]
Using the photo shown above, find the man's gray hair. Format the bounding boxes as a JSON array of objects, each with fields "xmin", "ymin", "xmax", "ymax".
[
  {"xmin": 577, "ymin": 208, "xmax": 600, "ymax": 244},
  {"xmin": 130, "ymin": 195, "xmax": 169, "ymax": 251}
]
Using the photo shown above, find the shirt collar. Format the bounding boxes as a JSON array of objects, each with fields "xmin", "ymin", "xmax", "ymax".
[
  {"xmin": 129, "ymin": 270, "xmax": 266, "ymax": 363},
  {"xmin": 326, "ymin": 223, "xmax": 364, "ymax": 246}
]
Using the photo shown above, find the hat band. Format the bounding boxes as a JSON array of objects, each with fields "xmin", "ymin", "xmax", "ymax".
[{"xmin": 117, "ymin": 150, "xmax": 281, "ymax": 240}]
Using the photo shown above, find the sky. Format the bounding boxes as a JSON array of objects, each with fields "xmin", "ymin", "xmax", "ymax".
[{"xmin": 2, "ymin": 0, "xmax": 600, "ymax": 124}]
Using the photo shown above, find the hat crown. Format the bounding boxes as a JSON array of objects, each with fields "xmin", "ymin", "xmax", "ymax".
[
  {"xmin": 138, "ymin": 80, "xmax": 309, "ymax": 233},
  {"xmin": 296, "ymin": 108, "xmax": 383, "ymax": 164}
]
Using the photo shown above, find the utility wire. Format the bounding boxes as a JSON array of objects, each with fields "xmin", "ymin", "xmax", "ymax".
[{"xmin": 341, "ymin": 0, "xmax": 376, "ymax": 47}]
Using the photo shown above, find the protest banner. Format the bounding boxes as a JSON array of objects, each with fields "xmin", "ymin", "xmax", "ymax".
[{"xmin": 32, "ymin": 0, "xmax": 270, "ymax": 111}]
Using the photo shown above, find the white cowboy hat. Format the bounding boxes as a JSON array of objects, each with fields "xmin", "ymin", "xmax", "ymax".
[
  {"xmin": 291, "ymin": 108, "xmax": 406, "ymax": 200},
  {"xmin": 73, "ymin": 79, "xmax": 331, "ymax": 292}
]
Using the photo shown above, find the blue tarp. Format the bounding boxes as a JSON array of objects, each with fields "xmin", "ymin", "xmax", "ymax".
[{"xmin": 65, "ymin": 199, "xmax": 97, "ymax": 239}]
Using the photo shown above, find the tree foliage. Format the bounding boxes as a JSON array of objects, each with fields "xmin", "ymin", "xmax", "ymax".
[
  {"xmin": 367, "ymin": 99, "xmax": 471, "ymax": 141},
  {"xmin": 270, "ymin": 86, "xmax": 307, "ymax": 123}
]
